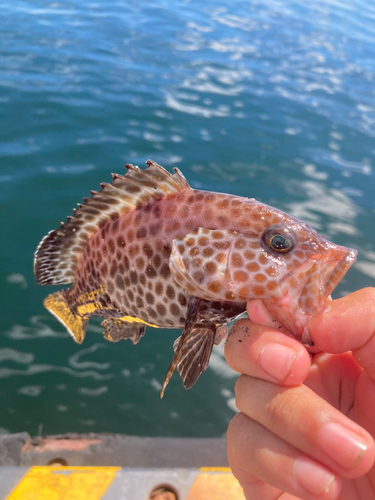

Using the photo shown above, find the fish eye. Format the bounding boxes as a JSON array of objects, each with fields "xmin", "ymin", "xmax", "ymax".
[{"xmin": 261, "ymin": 224, "xmax": 295, "ymax": 254}]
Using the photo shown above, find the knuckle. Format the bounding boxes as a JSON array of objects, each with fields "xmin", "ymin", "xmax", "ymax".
[
  {"xmin": 266, "ymin": 388, "xmax": 292, "ymax": 428},
  {"xmin": 227, "ymin": 412, "xmax": 251, "ymax": 450},
  {"xmin": 363, "ymin": 287, "xmax": 375, "ymax": 310},
  {"xmin": 234, "ymin": 374, "xmax": 255, "ymax": 410}
]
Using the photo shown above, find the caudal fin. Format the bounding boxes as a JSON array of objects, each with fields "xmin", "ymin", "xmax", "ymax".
[{"xmin": 44, "ymin": 291, "xmax": 88, "ymax": 344}]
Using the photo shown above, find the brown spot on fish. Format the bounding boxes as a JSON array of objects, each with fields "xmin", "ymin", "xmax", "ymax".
[
  {"xmin": 110, "ymin": 262, "xmax": 117, "ymax": 278},
  {"xmin": 259, "ymin": 254, "xmax": 268, "ymax": 265},
  {"xmin": 143, "ymin": 243, "xmax": 153, "ymax": 259},
  {"xmin": 202, "ymin": 247, "xmax": 214, "ymax": 258},
  {"xmin": 189, "ymin": 247, "xmax": 199, "ymax": 257},
  {"xmin": 244, "ymin": 250, "xmax": 255, "ymax": 260},
  {"xmin": 198, "ymin": 236, "xmax": 209, "ymax": 246},
  {"xmin": 166, "ymin": 221, "xmax": 180, "ymax": 233},
  {"xmin": 266, "ymin": 266, "xmax": 277, "ymax": 276},
  {"xmin": 170, "ymin": 303, "xmax": 180, "ymax": 317},
  {"xmin": 130, "ymin": 270, "xmax": 138, "ymax": 284},
  {"xmin": 101, "ymin": 263, "xmax": 108, "ymax": 276},
  {"xmin": 234, "ymin": 270, "xmax": 248, "ymax": 283},
  {"xmin": 267, "ymin": 281, "xmax": 278, "ymax": 291},
  {"xmin": 153, "ymin": 254, "xmax": 161, "ymax": 268},
  {"xmin": 238, "ymin": 286, "xmax": 249, "ymax": 297},
  {"xmin": 123, "ymin": 255, "xmax": 130, "ymax": 271},
  {"xmin": 231, "ymin": 253, "xmax": 243, "ymax": 267},
  {"xmin": 159, "ymin": 264, "xmax": 171, "ymax": 278},
  {"xmin": 155, "ymin": 282, "xmax": 163, "ymax": 295},
  {"xmin": 178, "ymin": 293, "xmax": 187, "ymax": 306},
  {"xmin": 213, "ymin": 241, "xmax": 230, "ymax": 250},
  {"xmin": 116, "ymin": 275, "xmax": 124, "ymax": 290},
  {"xmin": 137, "ymin": 226, "xmax": 147, "ymax": 238},
  {"xmin": 255, "ymin": 273, "xmax": 267, "ymax": 283},
  {"xmin": 193, "ymin": 258, "xmax": 203, "ymax": 268},
  {"xmin": 216, "ymin": 199, "xmax": 229, "ymax": 210},
  {"xmin": 146, "ymin": 264, "xmax": 157, "ymax": 279},
  {"xmin": 234, "ymin": 238, "xmax": 246, "ymax": 249},
  {"xmin": 136, "ymin": 257, "xmax": 145, "ymax": 271},
  {"xmin": 157, "ymin": 303, "xmax": 167, "ymax": 316},
  {"xmin": 208, "ymin": 281, "xmax": 221, "ymax": 294},
  {"xmin": 246, "ymin": 262, "xmax": 259, "ymax": 272},
  {"xmin": 145, "ymin": 292, "xmax": 155, "ymax": 305},
  {"xmin": 150, "ymin": 223, "xmax": 161, "ymax": 236},
  {"xmin": 148, "ymin": 308, "xmax": 157, "ymax": 319},
  {"xmin": 295, "ymin": 249, "xmax": 304, "ymax": 260},
  {"xmin": 166, "ymin": 285, "xmax": 175, "ymax": 299},
  {"xmin": 193, "ymin": 271, "xmax": 204, "ymax": 284},
  {"xmin": 231, "ymin": 208, "xmax": 241, "ymax": 218},
  {"xmin": 204, "ymin": 261, "xmax": 217, "ymax": 274}
]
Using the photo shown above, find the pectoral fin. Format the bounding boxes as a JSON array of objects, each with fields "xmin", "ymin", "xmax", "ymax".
[
  {"xmin": 160, "ymin": 295, "xmax": 201, "ymax": 397},
  {"xmin": 173, "ymin": 326, "xmax": 216, "ymax": 390}
]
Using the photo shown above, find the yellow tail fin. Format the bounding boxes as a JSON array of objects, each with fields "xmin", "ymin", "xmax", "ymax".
[{"xmin": 44, "ymin": 291, "xmax": 87, "ymax": 344}]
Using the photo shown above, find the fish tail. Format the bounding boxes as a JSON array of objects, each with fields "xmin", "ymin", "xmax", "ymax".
[{"xmin": 44, "ymin": 291, "xmax": 88, "ymax": 344}]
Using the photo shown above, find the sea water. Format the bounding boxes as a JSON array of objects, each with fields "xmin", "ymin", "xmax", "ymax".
[{"xmin": 0, "ymin": 0, "xmax": 374, "ymax": 437}]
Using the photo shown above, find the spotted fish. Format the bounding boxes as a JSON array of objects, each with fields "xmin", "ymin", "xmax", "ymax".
[{"xmin": 34, "ymin": 160, "xmax": 357, "ymax": 396}]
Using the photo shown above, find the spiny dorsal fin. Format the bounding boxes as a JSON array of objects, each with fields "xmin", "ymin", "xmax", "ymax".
[{"xmin": 34, "ymin": 160, "xmax": 190, "ymax": 285}]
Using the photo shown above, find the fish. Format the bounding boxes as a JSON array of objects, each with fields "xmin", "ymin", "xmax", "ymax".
[{"xmin": 34, "ymin": 160, "xmax": 357, "ymax": 397}]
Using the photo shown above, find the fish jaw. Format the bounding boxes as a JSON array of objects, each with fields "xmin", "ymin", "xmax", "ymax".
[{"xmin": 269, "ymin": 246, "xmax": 357, "ymax": 340}]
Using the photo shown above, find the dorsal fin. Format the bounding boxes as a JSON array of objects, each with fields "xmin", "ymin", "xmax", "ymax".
[{"xmin": 34, "ymin": 160, "xmax": 190, "ymax": 285}]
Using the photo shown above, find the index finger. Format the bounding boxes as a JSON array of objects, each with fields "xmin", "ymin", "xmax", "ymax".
[
  {"xmin": 225, "ymin": 318, "xmax": 311, "ymax": 386},
  {"xmin": 308, "ymin": 288, "xmax": 375, "ymax": 378}
]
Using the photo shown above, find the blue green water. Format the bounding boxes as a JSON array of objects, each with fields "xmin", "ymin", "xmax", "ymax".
[{"xmin": 1, "ymin": 0, "xmax": 375, "ymax": 438}]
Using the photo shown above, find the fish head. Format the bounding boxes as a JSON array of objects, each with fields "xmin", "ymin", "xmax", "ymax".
[
  {"xmin": 170, "ymin": 220, "xmax": 357, "ymax": 341},
  {"xmin": 257, "ymin": 222, "xmax": 357, "ymax": 339}
]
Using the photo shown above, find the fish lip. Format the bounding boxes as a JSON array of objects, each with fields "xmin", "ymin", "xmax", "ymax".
[
  {"xmin": 276, "ymin": 246, "xmax": 357, "ymax": 339},
  {"xmin": 321, "ymin": 247, "xmax": 357, "ymax": 300}
]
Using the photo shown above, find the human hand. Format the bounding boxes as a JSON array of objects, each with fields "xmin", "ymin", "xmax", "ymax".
[{"xmin": 225, "ymin": 288, "xmax": 375, "ymax": 500}]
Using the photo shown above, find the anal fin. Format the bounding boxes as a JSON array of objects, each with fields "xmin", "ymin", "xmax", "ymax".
[
  {"xmin": 102, "ymin": 318, "xmax": 145, "ymax": 345},
  {"xmin": 44, "ymin": 291, "xmax": 88, "ymax": 344}
]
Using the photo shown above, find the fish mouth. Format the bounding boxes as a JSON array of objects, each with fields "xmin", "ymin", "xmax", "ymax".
[
  {"xmin": 278, "ymin": 246, "xmax": 357, "ymax": 339},
  {"xmin": 319, "ymin": 247, "xmax": 357, "ymax": 303}
]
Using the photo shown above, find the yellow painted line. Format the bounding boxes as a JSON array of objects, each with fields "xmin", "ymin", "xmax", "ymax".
[
  {"xmin": 6, "ymin": 466, "xmax": 120, "ymax": 500},
  {"xmin": 187, "ymin": 469, "xmax": 245, "ymax": 500},
  {"xmin": 199, "ymin": 467, "xmax": 232, "ymax": 472}
]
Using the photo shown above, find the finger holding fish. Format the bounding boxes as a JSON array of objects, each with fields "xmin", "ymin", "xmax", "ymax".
[
  {"xmin": 308, "ymin": 288, "xmax": 375, "ymax": 378},
  {"xmin": 225, "ymin": 291, "xmax": 375, "ymax": 500},
  {"xmin": 225, "ymin": 318, "xmax": 311, "ymax": 386}
]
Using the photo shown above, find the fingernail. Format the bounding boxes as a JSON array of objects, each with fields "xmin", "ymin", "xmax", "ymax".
[
  {"xmin": 258, "ymin": 344, "xmax": 297, "ymax": 382},
  {"xmin": 318, "ymin": 422, "xmax": 367, "ymax": 469},
  {"xmin": 293, "ymin": 456, "xmax": 336, "ymax": 496}
]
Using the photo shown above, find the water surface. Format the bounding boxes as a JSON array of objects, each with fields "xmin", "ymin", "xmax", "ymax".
[{"xmin": 1, "ymin": 0, "xmax": 375, "ymax": 437}]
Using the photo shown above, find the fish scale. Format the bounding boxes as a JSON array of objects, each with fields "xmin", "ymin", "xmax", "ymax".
[{"xmin": 34, "ymin": 160, "xmax": 357, "ymax": 396}]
